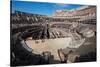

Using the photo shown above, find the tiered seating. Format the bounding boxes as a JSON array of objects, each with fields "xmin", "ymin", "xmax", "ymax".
[
  {"xmin": 11, "ymin": 11, "xmax": 48, "ymax": 24},
  {"xmin": 53, "ymin": 6, "xmax": 96, "ymax": 25}
]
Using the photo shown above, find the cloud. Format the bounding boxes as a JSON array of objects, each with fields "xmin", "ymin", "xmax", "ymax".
[{"xmin": 56, "ymin": 3, "xmax": 69, "ymax": 7}]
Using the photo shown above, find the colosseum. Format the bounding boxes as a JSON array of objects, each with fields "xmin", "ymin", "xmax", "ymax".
[{"xmin": 11, "ymin": 2, "xmax": 96, "ymax": 66}]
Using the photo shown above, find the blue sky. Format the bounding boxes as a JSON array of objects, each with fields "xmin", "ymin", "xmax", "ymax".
[{"xmin": 11, "ymin": 0, "xmax": 84, "ymax": 16}]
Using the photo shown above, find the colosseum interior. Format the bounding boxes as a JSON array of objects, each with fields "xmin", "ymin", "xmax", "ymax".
[{"xmin": 11, "ymin": 3, "xmax": 96, "ymax": 66}]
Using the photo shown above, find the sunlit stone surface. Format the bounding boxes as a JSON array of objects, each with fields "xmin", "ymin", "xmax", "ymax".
[{"xmin": 26, "ymin": 38, "xmax": 72, "ymax": 60}]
